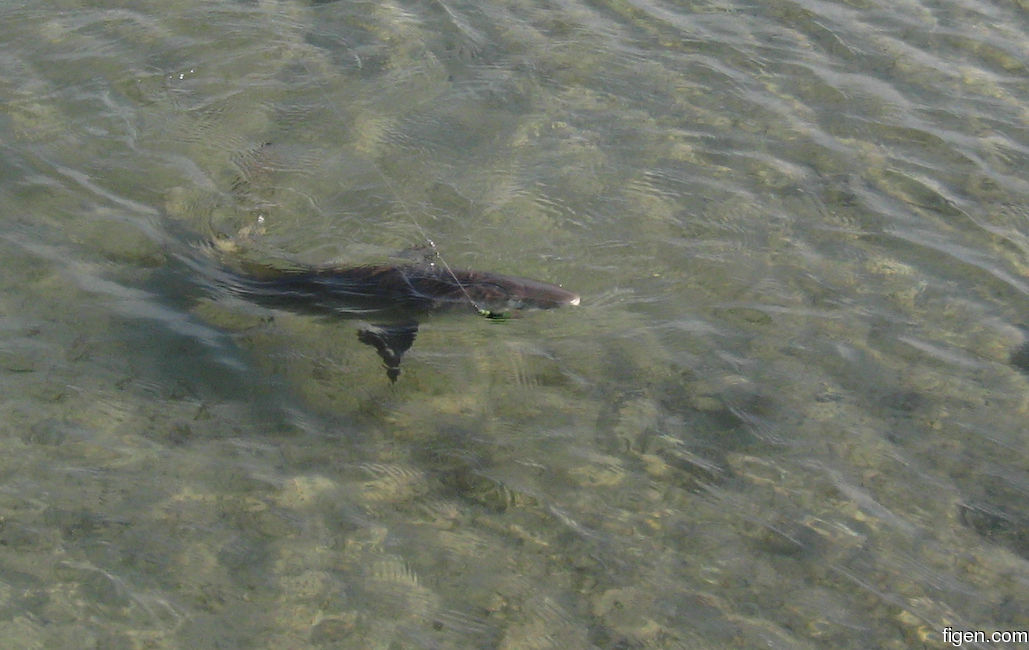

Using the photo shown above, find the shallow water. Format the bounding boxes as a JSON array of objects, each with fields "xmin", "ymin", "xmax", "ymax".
[{"xmin": 1, "ymin": 0, "xmax": 1027, "ymax": 647}]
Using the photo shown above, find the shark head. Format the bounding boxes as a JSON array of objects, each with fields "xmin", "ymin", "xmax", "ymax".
[{"xmin": 448, "ymin": 270, "xmax": 580, "ymax": 313}]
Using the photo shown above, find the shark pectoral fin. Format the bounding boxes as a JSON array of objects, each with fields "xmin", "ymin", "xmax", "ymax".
[{"xmin": 357, "ymin": 323, "xmax": 419, "ymax": 383}]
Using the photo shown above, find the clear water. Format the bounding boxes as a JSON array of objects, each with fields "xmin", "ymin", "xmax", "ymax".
[{"xmin": 0, "ymin": 0, "xmax": 1026, "ymax": 647}]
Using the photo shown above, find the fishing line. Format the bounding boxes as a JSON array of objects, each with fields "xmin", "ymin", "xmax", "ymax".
[
  {"xmin": 290, "ymin": 39, "xmax": 502, "ymax": 320},
  {"xmin": 371, "ymin": 168, "xmax": 505, "ymax": 320}
]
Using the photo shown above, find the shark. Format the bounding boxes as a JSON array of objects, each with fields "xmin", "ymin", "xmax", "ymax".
[{"xmin": 211, "ymin": 247, "xmax": 580, "ymax": 382}]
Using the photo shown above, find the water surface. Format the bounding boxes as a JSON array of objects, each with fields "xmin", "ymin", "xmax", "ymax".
[{"xmin": 1, "ymin": 0, "xmax": 1026, "ymax": 647}]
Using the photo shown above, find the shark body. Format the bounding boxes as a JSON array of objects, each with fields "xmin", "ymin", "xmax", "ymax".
[{"xmin": 219, "ymin": 258, "xmax": 579, "ymax": 382}]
